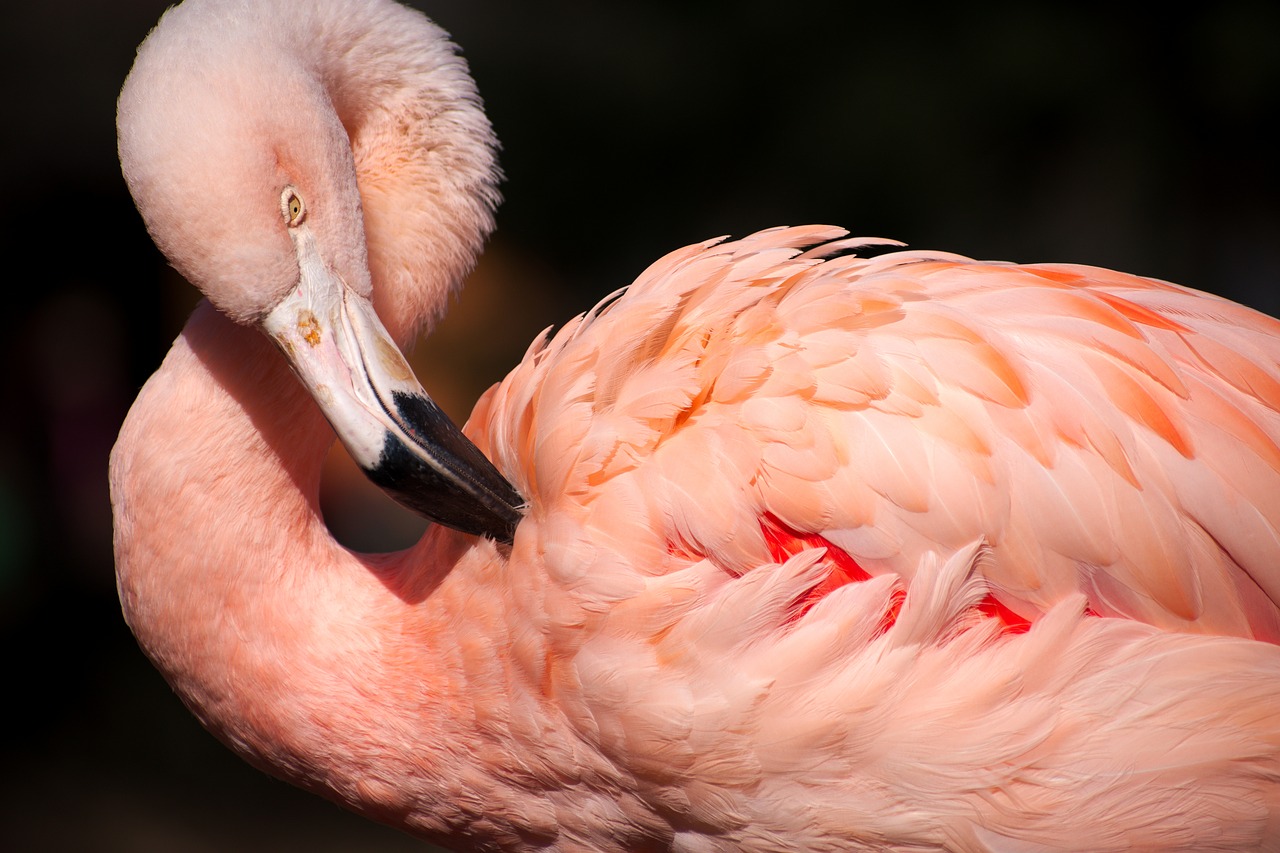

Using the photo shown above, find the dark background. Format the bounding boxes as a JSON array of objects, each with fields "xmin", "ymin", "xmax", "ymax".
[{"xmin": 3, "ymin": 1, "xmax": 1277, "ymax": 850}]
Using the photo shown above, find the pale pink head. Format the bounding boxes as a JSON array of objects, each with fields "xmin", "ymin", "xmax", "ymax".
[
  {"xmin": 116, "ymin": 0, "xmax": 501, "ymax": 342},
  {"xmin": 116, "ymin": 0, "xmax": 520, "ymax": 539}
]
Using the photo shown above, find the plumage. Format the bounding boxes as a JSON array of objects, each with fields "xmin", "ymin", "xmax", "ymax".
[
  {"xmin": 496, "ymin": 229, "xmax": 1280, "ymax": 641},
  {"xmin": 111, "ymin": 0, "xmax": 1280, "ymax": 850}
]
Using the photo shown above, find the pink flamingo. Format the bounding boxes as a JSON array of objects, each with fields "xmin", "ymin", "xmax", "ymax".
[{"xmin": 112, "ymin": 0, "xmax": 1280, "ymax": 849}]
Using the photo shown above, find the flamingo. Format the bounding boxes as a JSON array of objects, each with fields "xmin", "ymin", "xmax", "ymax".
[{"xmin": 110, "ymin": 0, "xmax": 1280, "ymax": 849}]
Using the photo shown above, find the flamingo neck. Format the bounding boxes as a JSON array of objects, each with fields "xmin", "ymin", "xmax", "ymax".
[{"xmin": 109, "ymin": 303, "xmax": 505, "ymax": 832}]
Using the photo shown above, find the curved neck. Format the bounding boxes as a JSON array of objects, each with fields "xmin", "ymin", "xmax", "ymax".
[
  {"xmin": 113, "ymin": 301, "xmax": 347, "ymax": 718},
  {"xmin": 113, "ymin": 301, "xmax": 333, "ymax": 561},
  {"xmin": 110, "ymin": 303, "xmax": 500, "ymax": 832}
]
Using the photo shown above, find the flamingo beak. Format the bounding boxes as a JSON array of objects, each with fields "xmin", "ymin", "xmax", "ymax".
[{"xmin": 262, "ymin": 230, "xmax": 523, "ymax": 544}]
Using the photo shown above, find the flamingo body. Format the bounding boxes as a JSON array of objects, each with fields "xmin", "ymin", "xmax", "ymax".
[{"xmin": 111, "ymin": 0, "xmax": 1280, "ymax": 850}]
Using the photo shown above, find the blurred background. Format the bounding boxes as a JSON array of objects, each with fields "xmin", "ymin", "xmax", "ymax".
[{"xmin": 3, "ymin": 0, "xmax": 1277, "ymax": 849}]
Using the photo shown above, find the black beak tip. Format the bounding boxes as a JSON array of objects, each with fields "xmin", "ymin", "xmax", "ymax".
[
  {"xmin": 362, "ymin": 394, "xmax": 525, "ymax": 544},
  {"xmin": 364, "ymin": 441, "xmax": 523, "ymax": 543}
]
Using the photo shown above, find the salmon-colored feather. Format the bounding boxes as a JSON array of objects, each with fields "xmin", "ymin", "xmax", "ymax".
[{"xmin": 491, "ymin": 231, "xmax": 1280, "ymax": 639}]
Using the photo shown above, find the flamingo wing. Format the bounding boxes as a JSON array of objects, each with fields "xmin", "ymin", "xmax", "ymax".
[{"xmin": 479, "ymin": 225, "xmax": 1280, "ymax": 642}]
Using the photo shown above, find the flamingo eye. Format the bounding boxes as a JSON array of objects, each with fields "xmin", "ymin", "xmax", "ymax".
[{"xmin": 282, "ymin": 188, "xmax": 306, "ymax": 226}]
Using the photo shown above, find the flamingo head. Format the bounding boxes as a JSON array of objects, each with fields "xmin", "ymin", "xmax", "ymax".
[{"xmin": 116, "ymin": 0, "xmax": 521, "ymax": 543}]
